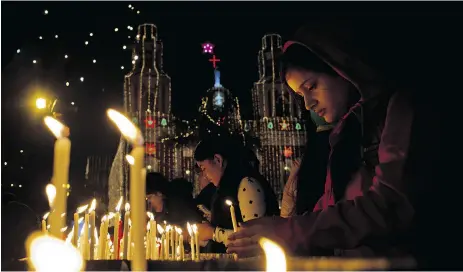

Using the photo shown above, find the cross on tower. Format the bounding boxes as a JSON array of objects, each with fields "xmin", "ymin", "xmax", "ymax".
[{"xmin": 209, "ymin": 55, "xmax": 221, "ymax": 68}]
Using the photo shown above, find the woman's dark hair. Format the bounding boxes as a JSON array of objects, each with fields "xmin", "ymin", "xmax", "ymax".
[
  {"xmin": 169, "ymin": 178, "xmax": 193, "ymax": 199},
  {"xmin": 146, "ymin": 172, "xmax": 169, "ymax": 196}
]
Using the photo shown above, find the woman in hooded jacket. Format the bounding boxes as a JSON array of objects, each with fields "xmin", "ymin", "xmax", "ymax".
[{"xmin": 227, "ymin": 24, "xmax": 432, "ymax": 261}]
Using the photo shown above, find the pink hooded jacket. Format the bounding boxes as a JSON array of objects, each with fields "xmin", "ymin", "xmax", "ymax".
[{"xmin": 280, "ymin": 24, "xmax": 416, "ymax": 257}]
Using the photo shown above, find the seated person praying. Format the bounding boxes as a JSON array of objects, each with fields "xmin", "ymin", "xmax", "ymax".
[{"xmin": 193, "ymin": 136, "xmax": 279, "ymax": 253}]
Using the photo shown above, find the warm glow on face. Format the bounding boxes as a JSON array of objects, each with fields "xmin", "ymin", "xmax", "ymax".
[
  {"xmin": 107, "ymin": 109, "xmax": 143, "ymax": 145},
  {"xmin": 27, "ymin": 232, "xmax": 84, "ymax": 272},
  {"xmin": 45, "ymin": 184, "xmax": 56, "ymax": 208},
  {"xmin": 125, "ymin": 155, "xmax": 135, "ymax": 165},
  {"xmin": 116, "ymin": 197, "xmax": 123, "ymax": 212},
  {"xmin": 259, "ymin": 238, "xmax": 287, "ymax": 272},
  {"xmin": 44, "ymin": 116, "xmax": 68, "ymax": 139},
  {"xmin": 225, "ymin": 199, "xmax": 233, "ymax": 206},
  {"xmin": 36, "ymin": 98, "xmax": 47, "ymax": 109},
  {"xmin": 89, "ymin": 199, "xmax": 97, "ymax": 212},
  {"xmin": 76, "ymin": 204, "xmax": 88, "ymax": 214}
]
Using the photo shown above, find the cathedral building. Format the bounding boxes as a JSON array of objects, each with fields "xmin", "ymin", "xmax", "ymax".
[{"xmin": 108, "ymin": 25, "xmax": 307, "ymax": 211}]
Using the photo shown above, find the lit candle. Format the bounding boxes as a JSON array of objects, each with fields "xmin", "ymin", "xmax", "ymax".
[
  {"xmin": 41, "ymin": 212, "xmax": 49, "ymax": 233},
  {"xmin": 147, "ymin": 212, "xmax": 156, "ymax": 260},
  {"xmin": 74, "ymin": 205, "xmax": 88, "ymax": 247},
  {"xmin": 105, "ymin": 234, "xmax": 111, "ymax": 260},
  {"xmin": 146, "ymin": 222, "xmax": 151, "ymax": 259},
  {"xmin": 88, "ymin": 199, "xmax": 96, "ymax": 260},
  {"xmin": 108, "ymin": 109, "xmax": 145, "ymax": 271},
  {"xmin": 114, "ymin": 197, "xmax": 123, "ymax": 259},
  {"xmin": 169, "ymin": 225, "xmax": 174, "ymax": 260},
  {"xmin": 225, "ymin": 200, "xmax": 238, "ymax": 232},
  {"xmin": 193, "ymin": 224, "xmax": 200, "ymax": 261},
  {"xmin": 122, "ymin": 203, "xmax": 130, "ymax": 259},
  {"xmin": 83, "ymin": 212, "xmax": 90, "ymax": 260},
  {"xmin": 157, "ymin": 225, "xmax": 165, "ymax": 260},
  {"xmin": 44, "ymin": 117, "xmax": 71, "ymax": 238},
  {"xmin": 177, "ymin": 228, "xmax": 184, "ymax": 261},
  {"xmin": 187, "ymin": 223, "xmax": 195, "ymax": 261}
]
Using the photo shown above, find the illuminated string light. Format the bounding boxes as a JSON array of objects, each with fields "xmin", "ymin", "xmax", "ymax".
[
  {"xmin": 66, "ymin": 82, "xmax": 70, "ymax": 87},
  {"xmin": 80, "ymin": 77, "xmax": 84, "ymax": 82},
  {"xmin": 128, "ymin": 4, "xmax": 132, "ymax": 8},
  {"xmin": 64, "ymin": 54, "xmax": 68, "ymax": 59},
  {"xmin": 33, "ymin": 60, "xmax": 37, "ymax": 64},
  {"xmin": 55, "ymin": 34, "xmax": 58, "ymax": 38},
  {"xmin": 114, "ymin": 28, "xmax": 119, "ymax": 32},
  {"xmin": 44, "ymin": 10, "xmax": 48, "ymax": 15},
  {"xmin": 121, "ymin": 66, "xmax": 124, "ymax": 69},
  {"xmin": 89, "ymin": 33, "xmax": 93, "ymax": 37},
  {"xmin": 137, "ymin": 10, "xmax": 140, "ymax": 14},
  {"xmin": 133, "ymin": 55, "xmax": 139, "ymax": 60},
  {"xmin": 39, "ymin": 36, "xmax": 43, "ymax": 40},
  {"xmin": 85, "ymin": 41, "xmax": 89, "ymax": 45},
  {"xmin": 123, "ymin": 45, "xmax": 127, "ymax": 50},
  {"xmin": 93, "ymin": 59, "xmax": 96, "ymax": 63},
  {"xmin": 71, "ymin": 102, "xmax": 75, "ymax": 105},
  {"xmin": 17, "ymin": 49, "xmax": 20, "ymax": 54}
]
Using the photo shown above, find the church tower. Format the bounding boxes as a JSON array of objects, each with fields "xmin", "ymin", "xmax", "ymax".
[
  {"xmin": 108, "ymin": 24, "xmax": 178, "ymax": 211},
  {"xmin": 251, "ymin": 34, "xmax": 307, "ymax": 198}
]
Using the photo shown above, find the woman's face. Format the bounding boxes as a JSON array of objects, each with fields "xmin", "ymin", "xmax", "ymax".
[
  {"xmin": 147, "ymin": 192, "xmax": 164, "ymax": 211},
  {"xmin": 197, "ymin": 154, "xmax": 224, "ymax": 187},
  {"xmin": 285, "ymin": 68, "xmax": 352, "ymax": 123}
]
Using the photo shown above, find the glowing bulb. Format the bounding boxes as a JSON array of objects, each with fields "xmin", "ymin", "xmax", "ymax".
[
  {"xmin": 85, "ymin": 41, "xmax": 89, "ymax": 45},
  {"xmin": 147, "ymin": 165, "xmax": 152, "ymax": 170},
  {"xmin": 128, "ymin": 36, "xmax": 131, "ymax": 39},
  {"xmin": 128, "ymin": 4, "xmax": 132, "ymax": 8},
  {"xmin": 39, "ymin": 36, "xmax": 43, "ymax": 40},
  {"xmin": 93, "ymin": 59, "xmax": 96, "ymax": 63},
  {"xmin": 11, "ymin": 184, "xmax": 14, "ymax": 187},
  {"xmin": 89, "ymin": 33, "xmax": 93, "ymax": 37},
  {"xmin": 137, "ymin": 10, "xmax": 140, "ymax": 14},
  {"xmin": 121, "ymin": 66, "xmax": 124, "ymax": 69},
  {"xmin": 71, "ymin": 102, "xmax": 75, "ymax": 105},
  {"xmin": 66, "ymin": 82, "xmax": 70, "ymax": 87},
  {"xmin": 114, "ymin": 28, "xmax": 119, "ymax": 32},
  {"xmin": 132, "ymin": 60, "xmax": 135, "ymax": 64},
  {"xmin": 80, "ymin": 77, "xmax": 84, "ymax": 82},
  {"xmin": 19, "ymin": 184, "xmax": 23, "ymax": 188},
  {"xmin": 185, "ymin": 170, "xmax": 191, "ymax": 175},
  {"xmin": 134, "ymin": 55, "xmax": 139, "ymax": 60},
  {"xmin": 44, "ymin": 10, "xmax": 48, "ymax": 15},
  {"xmin": 55, "ymin": 34, "xmax": 58, "ymax": 38},
  {"xmin": 33, "ymin": 60, "xmax": 37, "ymax": 64},
  {"xmin": 17, "ymin": 49, "xmax": 21, "ymax": 53},
  {"xmin": 123, "ymin": 45, "xmax": 127, "ymax": 50},
  {"xmin": 4, "ymin": 162, "xmax": 7, "ymax": 166},
  {"xmin": 136, "ymin": 34, "xmax": 140, "ymax": 39},
  {"xmin": 64, "ymin": 54, "xmax": 68, "ymax": 59},
  {"xmin": 127, "ymin": 25, "xmax": 131, "ymax": 29},
  {"xmin": 131, "ymin": 6, "xmax": 134, "ymax": 10},
  {"xmin": 20, "ymin": 150, "xmax": 24, "ymax": 153}
]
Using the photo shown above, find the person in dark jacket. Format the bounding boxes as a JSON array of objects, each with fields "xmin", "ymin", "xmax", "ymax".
[
  {"xmin": 195, "ymin": 171, "xmax": 216, "ymax": 221},
  {"xmin": 228, "ymin": 23, "xmax": 430, "ymax": 261},
  {"xmin": 194, "ymin": 136, "xmax": 279, "ymax": 253}
]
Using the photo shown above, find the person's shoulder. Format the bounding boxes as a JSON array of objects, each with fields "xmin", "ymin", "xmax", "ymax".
[{"xmin": 238, "ymin": 176, "xmax": 264, "ymax": 193}]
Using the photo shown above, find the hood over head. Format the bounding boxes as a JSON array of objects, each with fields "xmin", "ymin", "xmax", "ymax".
[{"xmin": 282, "ymin": 22, "xmax": 387, "ymax": 100}]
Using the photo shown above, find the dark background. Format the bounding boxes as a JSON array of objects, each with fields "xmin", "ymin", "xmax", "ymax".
[{"xmin": 1, "ymin": 1, "xmax": 460, "ymax": 216}]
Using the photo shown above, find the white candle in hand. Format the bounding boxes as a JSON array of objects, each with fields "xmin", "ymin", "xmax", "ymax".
[
  {"xmin": 44, "ymin": 117, "xmax": 71, "ymax": 239},
  {"xmin": 225, "ymin": 200, "xmax": 238, "ymax": 232}
]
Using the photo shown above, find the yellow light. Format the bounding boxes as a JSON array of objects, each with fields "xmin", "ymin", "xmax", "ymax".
[
  {"xmin": 259, "ymin": 238, "xmax": 287, "ymax": 272},
  {"xmin": 137, "ymin": 10, "xmax": 140, "ymax": 14},
  {"xmin": 126, "ymin": 155, "xmax": 135, "ymax": 165},
  {"xmin": 89, "ymin": 199, "xmax": 97, "ymax": 212},
  {"xmin": 36, "ymin": 98, "xmax": 47, "ymax": 109},
  {"xmin": 131, "ymin": 60, "xmax": 135, "ymax": 64},
  {"xmin": 44, "ymin": 116, "xmax": 68, "ymax": 139},
  {"xmin": 134, "ymin": 55, "xmax": 139, "ymax": 60},
  {"xmin": 85, "ymin": 41, "xmax": 89, "ymax": 45},
  {"xmin": 26, "ymin": 232, "xmax": 84, "ymax": 272},
  {"xmin": 17, "ymin": 49, "xmax": 21, "ymax": 53},
  {"xmin": 107, "ymin": 109, "xmax": 143, "ymax": 145},
  {"xmin": 225, "ymin": 199, "xmax": 233, "ymax": 206},
  {"xmin": 71, "ymin": 102, "xmax": 75, "ymax": 105},
  {"xmin": 80, "ymin": 77, "xmax": 84, "ymax": 82},
  {"xmin": 93, "ymin": 59, "xmax": 96, "ymax": 63},
  {"xmin": 46, "ymin": 184, "xmax": 56, "ymax": 208},
  {"xmin": 33, "ymin": 60, "xmax": 37, "ymax": 64},
  {"xmin": 121, "ymin": 66, "xmax": 124, "ymax": 70},
  {"xmin": 123, "ymin": 45, "xmax": 127, "ymax": 50},
  {"xmin": 44, "ymin": 10, "xmax": 48, "ymax": 15},
  {"xmin": 185, "ymin": 170, "xmax": 191, "ymax": 175},
  {"xmin": 10, "ymin": 184, "xmax": 14, "ymax": 187},
  {"xmin": 65, "ymin": 54, "xmax": 68, "ymax": 59},
  {"xmin": 76, "ymin": 204, "xmax": 89, "ymax": 214},
  {"xmin": 66, "ymin": 82, "xmax": 70, "ymax": 87},
  {"xmin": 125, "ymin": 202, "xmax": 130, "ymax": 212},
  {"xmin": 128, "ymin": 4, "xmax": 132, "ymax": 8},
  {"xmin": 114, "ymin": 28, "xmax": 119, "ymax": 32}
]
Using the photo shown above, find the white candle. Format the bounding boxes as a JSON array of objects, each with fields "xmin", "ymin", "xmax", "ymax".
[
  {"xmin": 187, "ymin": 222, "xmax": 195, "ymax": 261},
  {"xmin": 127, "ymin": 220, "xmax": 132, "ymax": 260},
  {"xmin": 147, "ymin": 212, "xmax": 156, "ymax": 260},
  {"xmin": 44, "ymin": 117, "xmax": 71, "ymax": 238},
  {"xmin": 42, "ymin": 212, "xmax": 49, "ymax": 234},
  {"xmin": 177, "ymin": 228, "xmax": 184, "ymax": 261},
  {"xmin": 225, "ymin": 200, "xmax": 238, "ymax": 232},
  {"xmin": 83, "ymin": 213, "xmax": 90, "ymax": 260},
  {"xmin": 114, "ymin": 197, "xmax": 123, "ymax": 259},
  {"xmin": 146, "ymin": 222, "xmax": 151, "ymax": 259},
  {"xmin": 169, "ymin": 225, "xmax": 175, "ymax": 260},
  {"xmin": 157, "ymin": 225, "xmax": 165, "ymax": 260},
  {"xmin": 122, "ymin": 203, "xmax": 130, "ymax": 259},
  {"xmin": 193, "ymin": 224, "xmax": 200, "ymax": 261},
  {"xmin": 89, "ymin": 199, "xmax": 96, "ymax": 260},
  {"xmin": 108, "ymin": 109, "xmax": 145, "ymax": 271}
]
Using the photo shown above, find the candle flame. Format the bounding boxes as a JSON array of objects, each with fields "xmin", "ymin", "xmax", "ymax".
[
  {"xmin": 128, "ymin": 219, "xmax": 132, "ymax": 227},
  {"xmin": 125, "ymin": 155, "xmax": 135, "ymax": 165},
  {"xmin": 88, "ymin": 199, "xmax": 97, "ymax": 212},
  {"xmin": 76, "ymin": 204, "xmax": 88, "ymax": 214},
  {"xmin": 26, "ymin": 232, "xmax": 84, "ymax": 272},
  {"xmin": 61, "ymin": 213, "xmax": 66, "ymax": 218},
  {"xmin": 125, "ymin": 202, "xmax": 130, "ymax": 212},
  {"xmin": 44, "ymin": 116, "xmax": 70, "ymax": 139},
  {"xmin": 146, "ymin": 212, "xmax": 154, "ymax": 221},
  {"xmin": 157, "ymin": 225, "xmax": 164, "ymax": 234},
  {"xmin": 115, "ymin": 197, "xmax": 123, "ymax": 212},
  {"xmin": 61, "ymin": 226, "xmax": 68, "ymax": 232},
  {"xmin": 107, "ymin": 109, "xmax": 143, "ymax": 146},
  {"xmin": 147, "ymin": 222, "xmax": 150, "ymax": 230},
  {"xmin": 176, "ymin": 228, "xmax": 182, "ymax": 235},
  {"xmin": 259, "ymin": 238, "xmax": 287, "ymax": 272},
  {"xmin": 45, "ymin": 184, "xmax": 56, "ymax": 208},
  {"xmin": 65, "ymin": 228, "xmax": 74, "ymax": 243},
  {"xmin": 187, "ymin": 222, "xmax": 192, "ymax": 236},
  {"xmin": 225, "ymin": 199, "xmax": 233, "ymax": 206},
  {"xmin": 192, "ymin": 224, "xmax": 198, "ymax": 234},
  {"xmin": 101, "ymin": 215, "xmax": 107, "ymax": 222},
  {"xmin": 43, "ymin": 212, "xmax": 50, "ymax": 220},
  {"xmin": 107, "ymin": 212, "xmax": 115, "ymax": 220}
]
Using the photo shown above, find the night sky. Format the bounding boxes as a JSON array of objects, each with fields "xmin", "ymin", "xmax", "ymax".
[{"xmin": 1, "ymin": 2, "xmax": 461, "ymax": 212}]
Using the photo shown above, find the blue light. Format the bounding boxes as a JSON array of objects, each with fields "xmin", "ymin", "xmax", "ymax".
[{"xmin": 214, "ymin": 69, "xmax": 222, "ymax": 88}]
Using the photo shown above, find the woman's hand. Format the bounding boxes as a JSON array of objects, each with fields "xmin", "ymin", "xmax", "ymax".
[
  {"xmin": 196, "ymin": 222, "xmax": 215, "ymax": 242},
  {"xmin": 226, "ymin": 216, "xmax": 290, "ymax": 258}
]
